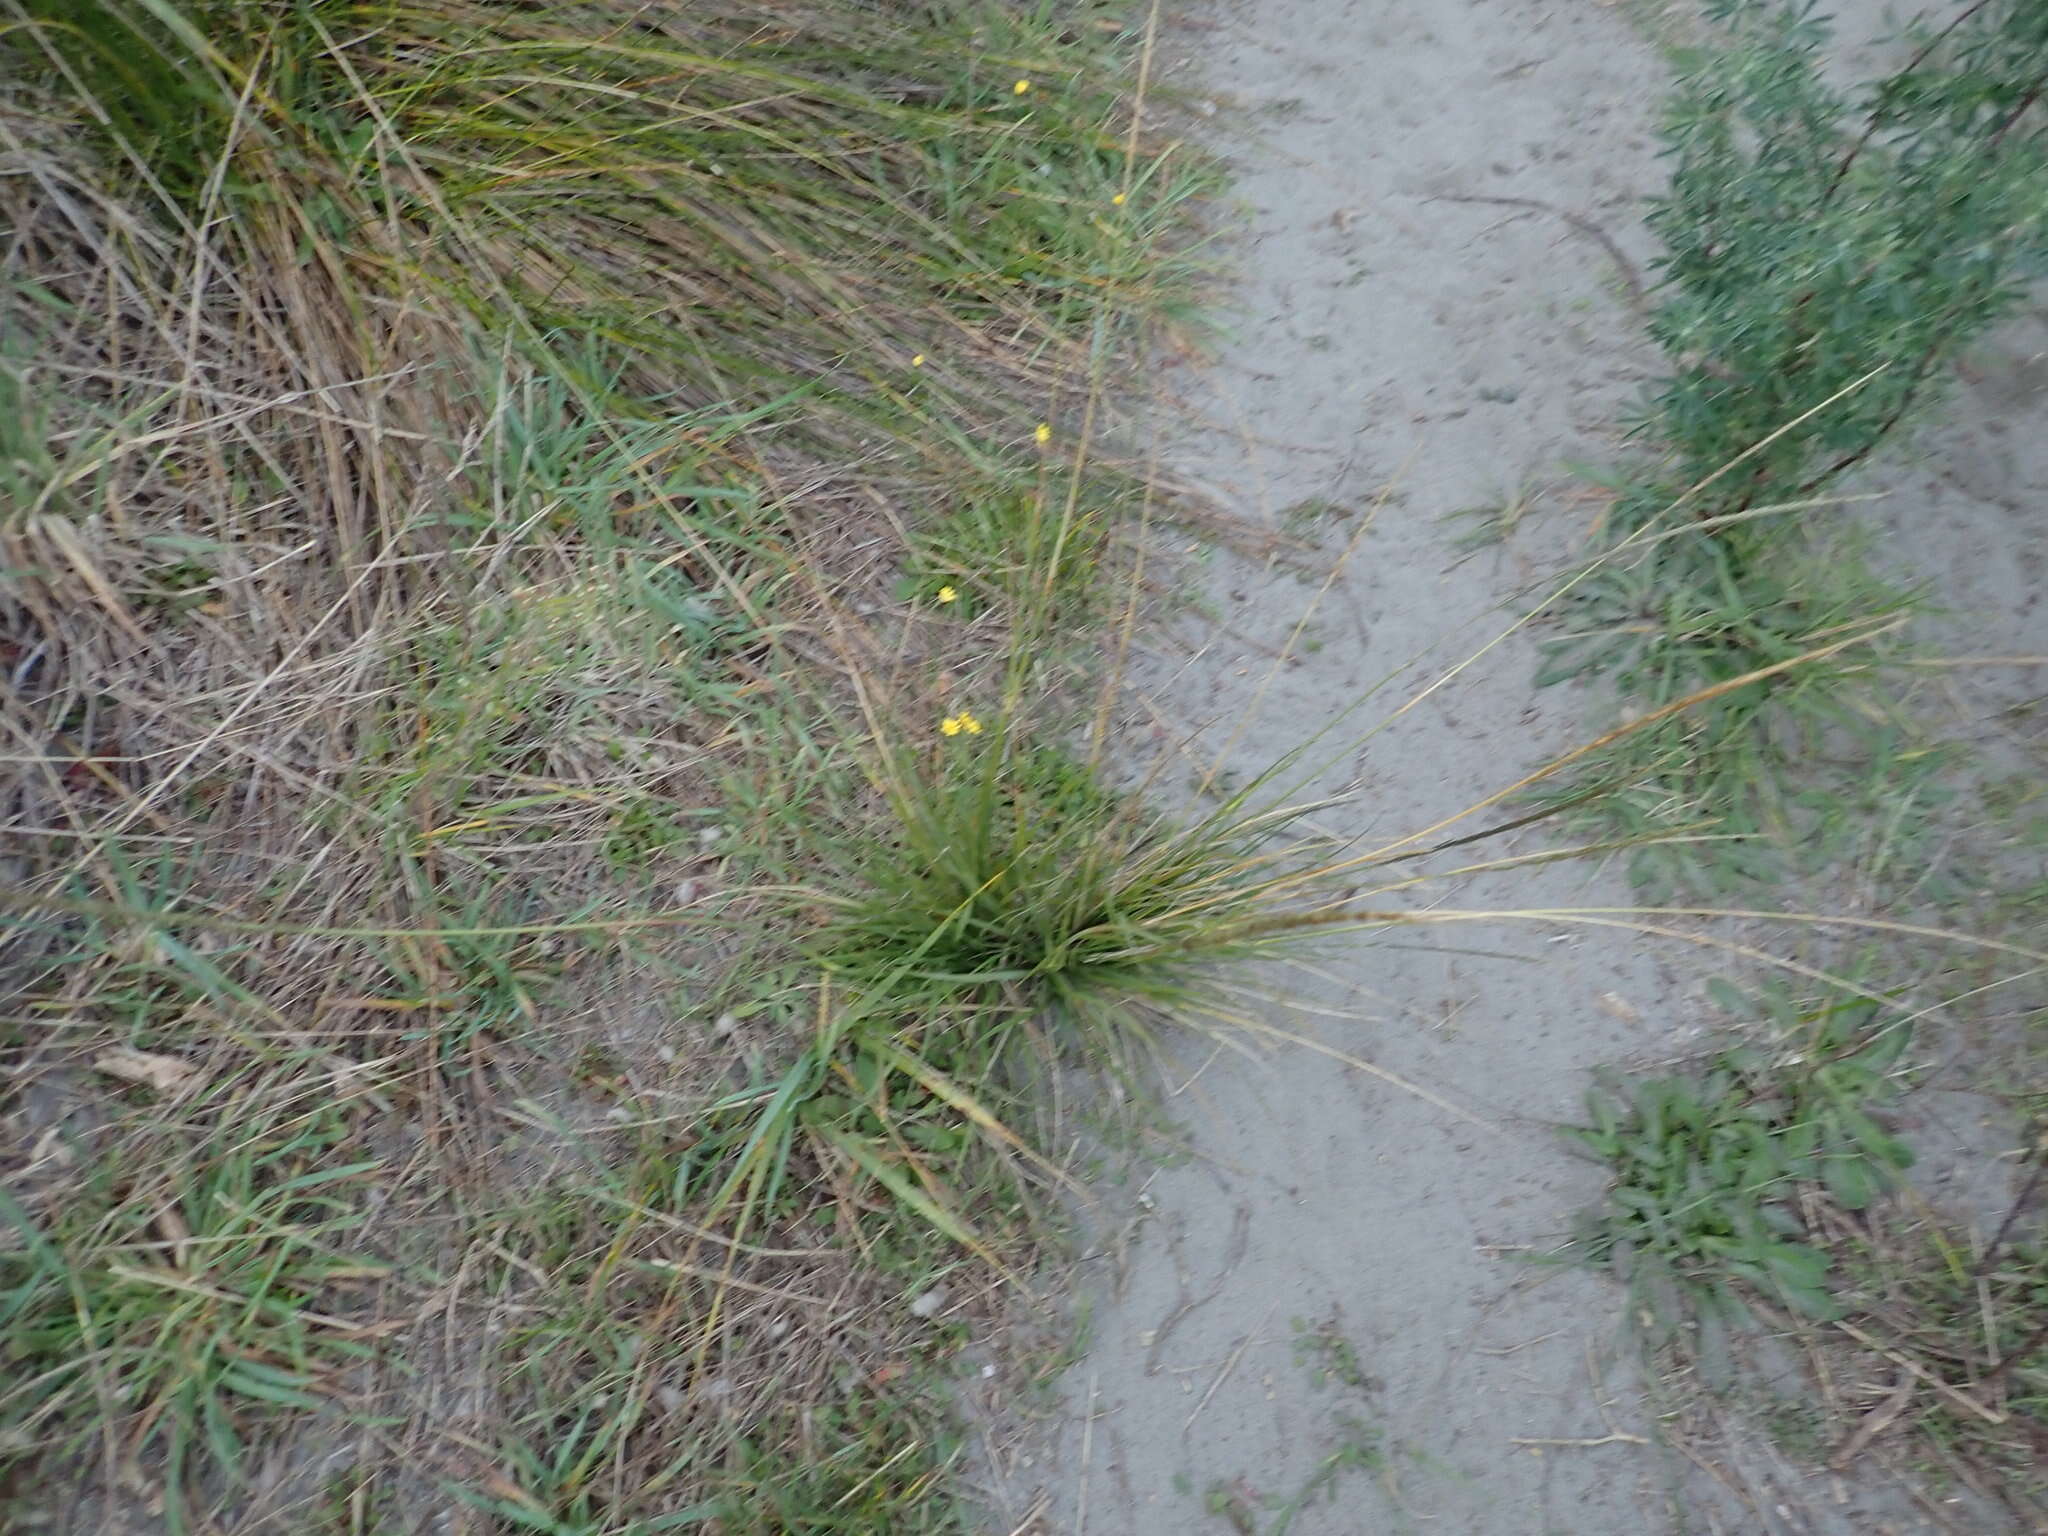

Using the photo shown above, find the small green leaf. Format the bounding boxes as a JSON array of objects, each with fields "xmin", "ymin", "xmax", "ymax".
[
  {"xmin": 1705, "ymin": 978, "xmax": 1749, "ymax": 1017},
  {"xmin": 218, "ymin": 1363, "xmax": 324, "ymax": 1409},
  {"xmin": 1821, "ymin": 1152, "xmax": 1880, "ymax": 1210},
  {"xmin": 810, "ymin": 1123, "xmax": 999, "ymax": 1271}
]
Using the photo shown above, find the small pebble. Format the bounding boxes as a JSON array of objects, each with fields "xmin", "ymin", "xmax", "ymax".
[{"xmin": 910, "ymin": 1287, "xmax": 947, "ymax": 1318}]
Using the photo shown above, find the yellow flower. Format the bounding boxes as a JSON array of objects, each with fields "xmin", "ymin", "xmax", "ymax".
[
  {"xmin": 1111, "ymin": 192, "xmax": 1127, "ymax": 206},
  {"xmin": 911, "ymin": 353, "xmax": 925, "ymax": 367},
  {"xmin": 1034, "ymin": 422, "xmax": 1052, "ymax": 445},
  {"xmin": 1013, "ymin": 79, "xmax": 1032, "ymax": 95},
  {"xmin": 940, "ymin": 711, "xmax": 983, "ymax": 737},
  {"xmin": 936, "ymin": 585, "xmax": 958, "ymax": 603}
]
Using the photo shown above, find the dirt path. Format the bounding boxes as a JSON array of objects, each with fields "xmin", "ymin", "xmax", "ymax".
[{"xmin": 1004, "ymin": 4, "xmax": 1707, "ymax": 1531}]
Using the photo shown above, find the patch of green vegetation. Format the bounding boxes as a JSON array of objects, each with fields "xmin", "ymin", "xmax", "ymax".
[
  {"xmin": 1196, "ymin": 1311, "xmax": 1427, "ymax": 1535},
  {"xmin": 1290, "ymin": 1312, "xmax": 1375, "ymax": 1394},
  {"xmin": 820, "ymin": 736, "xmax": 1289, "ymax": 1016},
  {"xmin": 440, "ymin": 1153, "xmax": 979, "ymax": 1536},
  {"xmin": 3, "ymin": 0, "xmax": 1217, "ymax": 456},
  {"xmin": 899, "ymin": 470, "xmax": 1115, "ymax": 629},
  {"xmin": 1569, "ymin": 979, "xmax": 1916, "ymax": 1322},
  {"xmin": 1444, "ymin": 480, "xmax": 1541, "ymax": 553},
  {"xmin": 1565, "ymin": 978, "xmax": 2048, "ymax": 1517},
  {"xmin": 0, "ymin": 1, "xmax": 1230, "ymax": 1527},
  {"xmin": 1, "ymin": 1092, "xmax": 386, "ymax": 1533},
  {"xmin": 1276, "ymin": 498, "xmax": 1356, "ymax": 539},
  {"xmin": 1542, "ymin": 0, "xmax": 2048, "ymax": 893},
  {"xmin": 649, "ymin": 713, "xmax": 1350, "ymax": 1274}
]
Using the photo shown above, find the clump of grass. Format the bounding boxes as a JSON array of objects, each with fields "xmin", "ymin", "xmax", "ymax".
[
  {"xmin": 1, "ymin": 1082, "xmax": 386, "ymax": 1530},
  {"xmin": 657, "ymin": 689, "xmax": 1354, "ymax": 1273},
  {"xmin": 898, "ymin": 469, "xmax": 1120, "ymax": 629},
  {"xmin": 820, "ymin": 732, "xmax": 1292, "ymax": 1021}
]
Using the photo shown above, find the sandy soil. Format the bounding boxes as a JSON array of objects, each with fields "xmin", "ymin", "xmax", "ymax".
[
  {"xmin": 1030, "ymin": 4, "xmax": 1699, "ymax": 1529},
  {"xmin": 982, "ymin": 1, "xmax": 2048, "ymax": 1533}
]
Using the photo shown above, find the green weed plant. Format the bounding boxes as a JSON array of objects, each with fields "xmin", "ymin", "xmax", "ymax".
[
  {"xmin": 1570, "ymin": 979, "xmax": 1916, "ymax": 1322},
  {"xmin": 1546, "ymin": 0, "xmax": 2048, "ymax": 890}
]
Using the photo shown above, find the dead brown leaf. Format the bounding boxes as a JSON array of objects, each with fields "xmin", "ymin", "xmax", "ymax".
[{"xmin": 93, "ymin": 1047, "xmax": 201, "ymax": 1096}]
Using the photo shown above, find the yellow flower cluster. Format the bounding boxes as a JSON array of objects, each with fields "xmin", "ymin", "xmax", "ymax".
[
  {"xmin": 936, "ymin": 585, "xmax": 958, "ymax": 604},
  {"xmin": 940, "ymin": 711, "xmax": 983, "ymax": 737}
]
